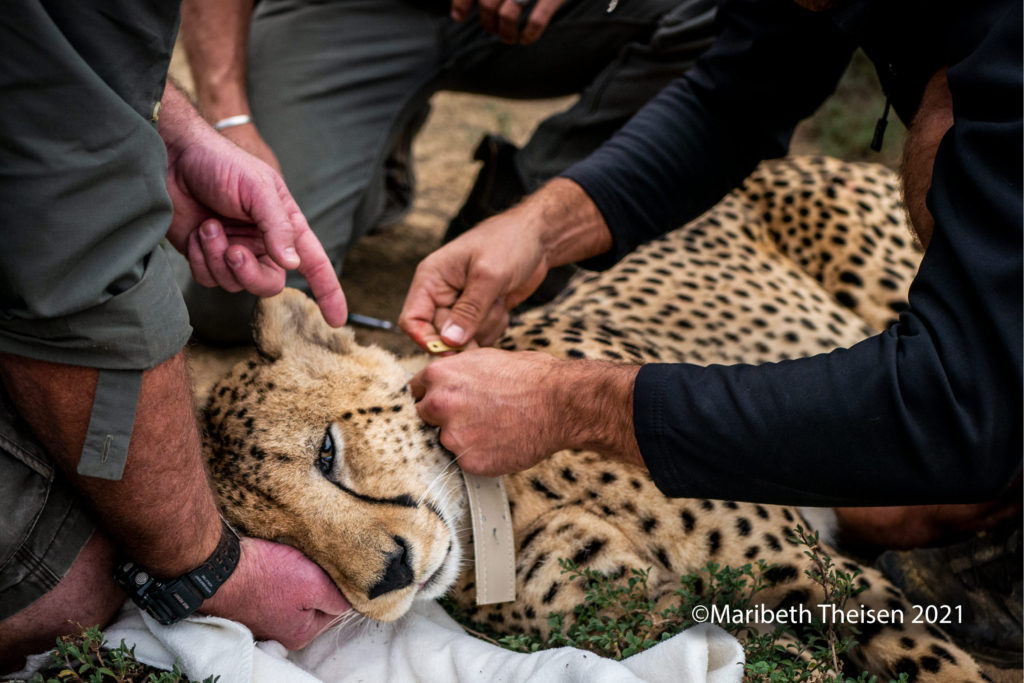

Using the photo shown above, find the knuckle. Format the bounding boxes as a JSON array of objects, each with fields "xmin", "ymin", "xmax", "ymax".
[
  {"xmin": 499, "ymin": 3, "xmax": 520, "ymax": 20},
  {"xmin": 470, "ymin": 265, "xmax": 500, "ymax": 286},
  {"xmin": 426, "ymin": 390, "xmax": 454, "ymax": 418},
  {"xmin": 439, "ymin": 426, "xmax": 464, "ymax": 454},
  {"xmin": 414, "ymin": 391, "xmax": 440, "ymax": 422},
  {"xmin": 418, "ymin": 364, "xmax": 439, "ymax": 385},
  {"xmin": 452, "ymin": 298, "xmax": 486, "ymax": 320}
]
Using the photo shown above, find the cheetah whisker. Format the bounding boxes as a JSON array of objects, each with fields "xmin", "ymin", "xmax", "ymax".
[{"xmin": 417, "ymin": 457, "xmax": 461, "ymax": 508}]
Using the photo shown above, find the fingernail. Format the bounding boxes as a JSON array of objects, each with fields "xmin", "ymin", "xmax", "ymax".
[
  {"xmin": 201, "ymin": 223, "xmax": 219, "ymax": 239},
  {"xmin": 227, "ymin": 251, "xmax": 244, "ymax": 268},
  {"xmin": 283, "ymin": 247, "xmax": 299, "ymax": 264},
  {"xmin": 441, "ymin": 323, "xmax": 466, "ymax": 345}
]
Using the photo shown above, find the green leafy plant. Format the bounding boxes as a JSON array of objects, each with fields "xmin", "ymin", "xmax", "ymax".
[
  {"xmin": 444, "ymin": 524, "xmax": 910, "ymax": 683},
  {"xmin": 12, "ymin": 625, "xmax": 217, "ymax": 683}
]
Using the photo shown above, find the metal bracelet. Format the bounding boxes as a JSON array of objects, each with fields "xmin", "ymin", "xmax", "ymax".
[{"xmin": 213, "ymin": 114, "xmax": 253, "ymax": 131}]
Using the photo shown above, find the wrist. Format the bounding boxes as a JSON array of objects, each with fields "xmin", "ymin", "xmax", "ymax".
[
  {"xmin": 198, "ymin": 536, "xmax": 251, "ymax": 616},
  {"xmin": 197, "ymin": 89, "xmax": 253, "ymax": 126},
  {"xmin": 552, "ymin": 360, "xmax": 642, "ymax": 464},
  {"xmin": 213, "ymin": 114, "xmax": 253, "ymax": 131},
  {"xmin": 159, "ymin": 81, "xmax": 211, "ymax": 163},
  {"xmin": 525, "ymin": 178, "xmax": 612, "ymax": 268},
  {"xmin": 114, "ymin": 520, "xmax": 240, "ymax": 625}
]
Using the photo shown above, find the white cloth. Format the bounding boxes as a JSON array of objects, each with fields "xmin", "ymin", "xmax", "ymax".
[{"xmin": 12, "ymin": 601, "xmax": 743, "ymax": 683}]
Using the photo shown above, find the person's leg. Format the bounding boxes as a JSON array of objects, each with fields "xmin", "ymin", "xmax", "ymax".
[
  {"xmin": 180, "ymin": 1, "xmax": 448, "ymax": 343},
  {"xmin": 249, "ymin": 0, "xmax": 446, "ymax": 276},
  {"xmin": 519, "ymin": 0, "xmax": 720, "ymax": 189},
  {"xmin": 0, "ymin": 533, "xmax": 122, "ymax": 674},
  {"xmin": 444, "ymin": 0, "xmax": 718, "ymax": 204},
  {"xmin": 0, "ymin": 387, "xmax": 119, "ymax": 674},
  {"xmin": 440, "ymin": 0, "xmax": 718, "ymax": 305}
]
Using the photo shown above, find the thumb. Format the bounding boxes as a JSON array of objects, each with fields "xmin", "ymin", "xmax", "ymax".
[
  {"xmin": 441, "ymin": 275, "xmax": 507, "ymax": 346},
  {"xmin": 316, "ymin": 586, "xmax": 352, "ymax": 617}
]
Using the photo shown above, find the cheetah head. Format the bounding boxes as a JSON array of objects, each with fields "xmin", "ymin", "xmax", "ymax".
[{"xmin": 202, "ymin": 289, "xmax": 466, "ymax": 622}]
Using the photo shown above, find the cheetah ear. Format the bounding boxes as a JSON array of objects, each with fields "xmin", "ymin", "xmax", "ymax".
[{"xmin": 254, "ymin": 288, "xmax": 356, "ymax": 360}]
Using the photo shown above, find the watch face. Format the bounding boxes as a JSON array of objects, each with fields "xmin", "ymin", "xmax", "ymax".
[
  {"xmin": 151, "ymin": 578, "xmax": 206, "ymax": 625},
  {"xmin": 114, "ymin": 562, "xmax": 200, "ymax": 624}
]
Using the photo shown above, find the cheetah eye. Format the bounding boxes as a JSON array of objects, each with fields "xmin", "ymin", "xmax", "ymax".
[{"xmin": 317, "ymin": 429, "xmax": 335, "ymax": 476}]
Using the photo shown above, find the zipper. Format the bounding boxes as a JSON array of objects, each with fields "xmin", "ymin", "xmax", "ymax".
[
  {"xmin": 871, "ymin": 62, "xmax": 896, "ymax": 152},
  {"xmin": 870, "ymin": 97, "xmax": 891, "ymax": 152}
]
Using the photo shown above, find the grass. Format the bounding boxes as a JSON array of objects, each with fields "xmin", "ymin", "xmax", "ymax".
[
  {"xmin": 10, "ymin": 625, "xmax": 216, "ymax": 683},
  {"xmin": 14, "ymin": 42, "xmax": 911, "ymax": 683}
]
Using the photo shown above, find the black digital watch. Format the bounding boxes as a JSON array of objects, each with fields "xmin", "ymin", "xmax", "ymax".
[{"xmin": 113, "ymin": 520, "xmax": 241, "ymax": 625}]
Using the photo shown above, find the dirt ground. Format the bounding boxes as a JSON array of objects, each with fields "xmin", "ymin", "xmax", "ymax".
[
  {"xmin": 170, "ymin": 41, "xmax": 893, "ymax": 393},
  {"xmin": 170, "ymin": 43, "xmax": 843, "ymax": 394},
  {"xmin": 171, "ymin": 46, "xmax": 581, "ymax": 393}
]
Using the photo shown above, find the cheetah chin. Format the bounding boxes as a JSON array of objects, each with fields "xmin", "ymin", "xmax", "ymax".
[
  {"xmin": 203, "ymin": 157, "xmax": 986, "ymax": 681},
  {"xmin": 203, "ymin": 292, "xmax": 468, "ymax": 622}
]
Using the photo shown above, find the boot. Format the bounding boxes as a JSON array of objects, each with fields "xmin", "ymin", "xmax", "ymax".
[{"xmin": 875, "ymin": 522, "xmax": 1023, "ymax": 668}]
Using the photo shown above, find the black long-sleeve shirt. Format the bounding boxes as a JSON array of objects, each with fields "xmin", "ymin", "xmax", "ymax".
[{"xmin": 563, "ymin": 0, "xmax": 1022, "ymax": 506}]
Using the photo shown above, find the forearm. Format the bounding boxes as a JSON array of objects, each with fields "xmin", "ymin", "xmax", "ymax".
[
  {"xmin": 0, "ymin": 352, "xmax": 221, "ymax": 577},
  {"xmin": 181, "ymin": 0, "xmax": 255, "ymax": 122}
]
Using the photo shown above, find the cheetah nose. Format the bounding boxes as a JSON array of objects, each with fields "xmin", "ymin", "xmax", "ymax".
[{"xmin": 368, "ymin": 535, "xmax": 415, "ymax": 599}]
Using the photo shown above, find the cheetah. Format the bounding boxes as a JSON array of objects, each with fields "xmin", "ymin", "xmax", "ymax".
[{"xmin": 202, "ymin": 157, "xmax": 987, "ymax": 681}]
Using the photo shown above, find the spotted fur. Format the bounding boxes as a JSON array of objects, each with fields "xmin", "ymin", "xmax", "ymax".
[{"xmin": 203, "ymin": 157, "xmax": 984, "ymax": 681}]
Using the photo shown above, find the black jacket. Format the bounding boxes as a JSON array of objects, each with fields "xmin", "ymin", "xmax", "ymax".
[{"xmin": 563, "ymin": 0, "xmax": 1023, "ymax": 506}]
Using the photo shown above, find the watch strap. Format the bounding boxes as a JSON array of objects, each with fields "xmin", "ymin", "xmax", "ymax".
[
  {"xmin": 114, "ymin": 520, "xmax": 240, "ymax": 625},
  {"xmin": 184, "ymin": 520, "xmax": 241, "ymax": 598}
]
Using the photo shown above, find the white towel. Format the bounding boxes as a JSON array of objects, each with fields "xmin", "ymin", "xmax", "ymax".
[{"xmin": 11, "ymin": 600, "xmax": 744, "ymax": 683}]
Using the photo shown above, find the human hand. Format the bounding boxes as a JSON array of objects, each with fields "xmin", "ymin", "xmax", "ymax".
[
  {"xmin": 411, "ymin": 348, "xmax": 643, "ymax": 475},
  {"xmin": 220, "ymin": 122, "xmax": 284, "ymax": 175},
  {"xmin": 399, "ymin": 210, "xmax": 550, "ymax": 350},
  {"xmin": 410, "ymin": 349, "xmax": 569, "ymax": 474},
  {"xmin": 201, "ymin": 537, "xmax": 351, "ymax": 649},
  {"xmin": 450, "ymin": 0, "xmax": 567, "ymax": 45},
  {"xmin": 160, "ymin": 84, "xmax": 346, "ymax": 326}
]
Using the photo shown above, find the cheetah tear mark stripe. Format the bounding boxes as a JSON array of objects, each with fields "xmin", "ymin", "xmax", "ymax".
[
  {"xmin": 328, "ymin": 481, "xmax": 417, "ymax": 508},
  {"xmin": 463, "ymin": 473, "xmax": 516, "ymax": 605},
  {"xmin": 326, "ymin": 480, "xmax": 450, "ymax": 527}
]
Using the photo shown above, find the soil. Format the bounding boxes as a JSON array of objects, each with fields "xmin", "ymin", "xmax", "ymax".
[
  {"xmin": 167, "ymin": 42, "xmax": 879, "ymax": 394},
  {"xmin": 170, "ymin": 45, "xmax": 577, "ymax": 395}
]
